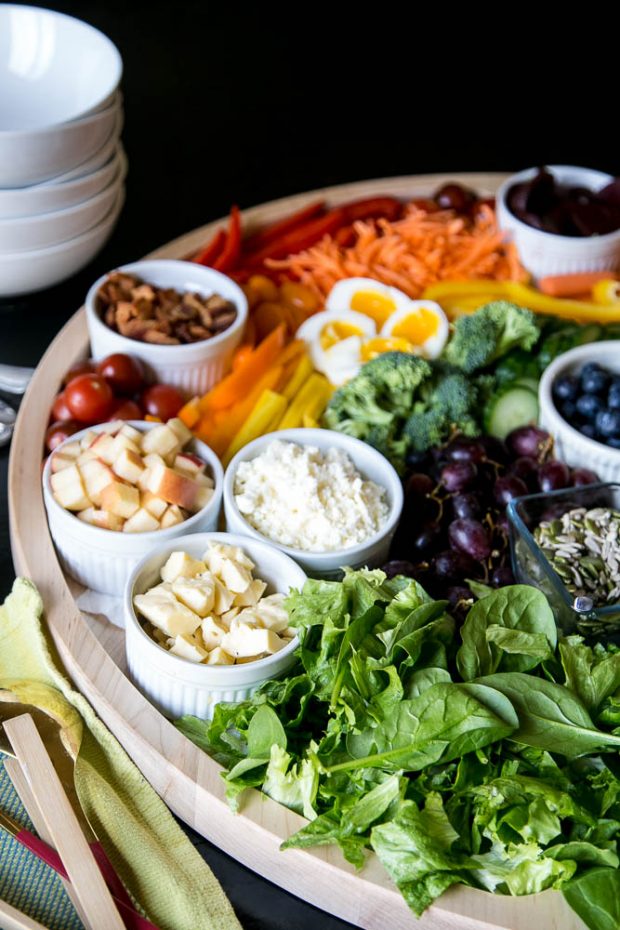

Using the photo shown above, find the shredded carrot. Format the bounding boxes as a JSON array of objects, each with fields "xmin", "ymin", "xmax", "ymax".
[{"xmin": 267, "ymin": 203, "xmax": 527, "ymax": 300}]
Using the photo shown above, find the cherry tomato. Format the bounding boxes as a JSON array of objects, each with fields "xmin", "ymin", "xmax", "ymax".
[
  {"xmin": 141, "ymin": 384, "xmax": 184, "ymax": 421},
  {"xmin": 108, "ymin": 398, "xmax": 142, "ymax": 420},
  {"xmin": 65, "ymin": 374, "xmax": 114, "ymax": 423},
  {"xmin": 45, "ymin": 420, "xmax": 80, "ymax": 452},
  {"xmin": 62, "ymin": 359, "xmax": 95, "ymax": 387},
  {"xmin": 96, "ymin": 353, "xmax": 145, "ymax": 395},
  {"xmin": 51, "ymin": 391, "xmax": 73, "ymax": 422}
]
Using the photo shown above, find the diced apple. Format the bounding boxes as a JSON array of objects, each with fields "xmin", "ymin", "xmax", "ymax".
[
  {"xmin": 76, "ymin": 449, "xmax": 98, "ymax": 466},
  {"xmin": 144, "ymin": 461, "xmax": 205, "ymax": 512},
  {"xmin": 173, "ymin": 452, "xmax": 206, "ymax": 477},
  {"xmin": 205, "ymin": 646, "xmax": 235, "ymax": 666},
  {"xmin": 91, "ymin": 509, "xmax": 125, "ymax": 531},
  {"xmin": 172, "ymin": 576, "xmax": 215, "ymax": 617},
  {"xmin": 113, "ymin": 448, "xmax": 145, "ymax": 484},
  {"xmin": 138, "ymin": 466, "xmax": 154, "ymax": 492},
  {"xmin": 100, "ymin": 481, "xmax": 140, "ymax": 518},
  {"xmin": 141, "ymin": 425, "xmax": 180, "ymax": 458},
  {"xmin": 76, "ymin": 507, "xmax": 99, "ymax": 525},
  {"xmin": 50, "ymin": 465, "xmax": 91, "ymax": 511},
  {"xmin": 141, "ymin": 491, "xmax": 168, "ymax": 519},
  {"xmin": 78, "ymin": 458, "xmax": 115, "ymax": 506},
  {"xmin": 59, "ymin": 440, "xmax": 81, "ymax": 460},
  {"xmin": 89, "ymin": 433, "xmax": 116, "ymax": 465},
  {"xmin": 79, "ymin": 431, "xmax": 98, "ymax": 451},
  {"xmin": 51, "ymin": 450, "xmax": 80, "ymax": 473},
  {"xmin": 108, "ymin": 432, "xmax": 141, "ymax": 461},
  {"xmin": 169, "ymin": 633, "xmax": 208, "ymax": 663},
  {"xmin": 200, "ymin": 615, "xmax": 225, "ymax": 650},
  {"xmin": 143, "ymin": 453, "xmax": 166, "ymax": 468},
  {"xmin": 166, "ymin": 417, "xmax": 193, "ymax": 445},
  {"xmin": 160, "ymin": 551, "xmax": 207, "ymax": 583},
  {"xmin": 119, "ymin": 423, "xmax": 142, "ymax": 442},
  {"xmin": 193, "ymin": 472, "xmax": 214, "ymax": 488},
  {"xmin": 123, "ymin": 507, "xmax": 160, "ymax": 533},
  {"xmin": 99, "ymin": 419, "xmax": 125, "ymax": 435},
  {"xmin": 160, "ymin": 505, "xmax": 185, "ymax": 528}
]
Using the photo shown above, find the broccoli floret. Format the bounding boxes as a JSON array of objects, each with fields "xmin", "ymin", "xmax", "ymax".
[
  {"xmin": 443, "ymin": 301, "xmax": 540, "ymax": 374},
  {"xmin": 404, "ymin": 366, "xmax": 481, "ymax": 453},
  {"xmin": 322, "ymin": 353, "xmax": 432, "ymax": 472}
]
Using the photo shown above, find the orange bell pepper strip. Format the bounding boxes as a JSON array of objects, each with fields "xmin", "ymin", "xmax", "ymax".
[
  {"xmin": 178, "ymin": 396, "xmax": 202, "ymax": 429},
  {"xmin": 199, "ymin": 324, "xmax": 287, "ymax": 412}
]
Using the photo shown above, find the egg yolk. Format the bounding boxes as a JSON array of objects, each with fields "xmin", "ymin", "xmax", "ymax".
[
  {"xmin": 350, "ymin": 291, "xmax": 396, "ymax": 326},
  {"xmin": 361, "ymin": 336, "xmax": 412, "ymax": 361},
  {"xmin": 320, "ymin": 321, "xmax": 363, "ymax": 349},
  {"xmin": 391, "ymin": 308, "xmax": 439, "ymax": 345}
]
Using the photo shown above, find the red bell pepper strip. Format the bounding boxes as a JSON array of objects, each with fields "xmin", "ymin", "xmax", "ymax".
[
  {"xmin": 334, "ymin": 225, "xmax": 356, "ymax": 248},
  {"xmin": 247, "ymin": 208, "xmax": 346, "ymax": 265},
  {"xmin": 341, "ymin": 196, "xmax": 403, "ymax": 223},
  {"xmin": 193, "ymin": 229, "xmax": 226, "ymax": 266},
  {"xmin": 213, "ymin": 205, "xmax": 242, "ymax": 273},
  {"xmin": 243, "ymin": 200, "xmax": 326, "ymax": 253}
]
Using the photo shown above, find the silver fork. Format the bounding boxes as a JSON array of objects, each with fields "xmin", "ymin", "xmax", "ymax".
[{"xmin": 0, "ymin": 364, "xmax": 34, "ymax": 448}]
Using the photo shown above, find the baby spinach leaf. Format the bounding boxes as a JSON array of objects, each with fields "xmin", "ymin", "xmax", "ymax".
[
  {"xmin": 476, "ymin": 673, "xmax": 620, "ymax": 757},
  {"xmin": 457, "ymin": 585, "xmax": 556, "ymax": 680},
  {"xmin": 330, "ymin": 605, "xmax": 384, "ymax": 709},
  {"xmin": 263, "ymin": 745, "xmax": 319, "ymax": 820},
  {"xmin": 246, "ymin": 704, "xmax": 287, "ymax": 759},
  {"xmin": 282, "ymin": 811, "xmax": 367, "ymax": 868},
  {"xmin": 486, "ymin": 627, "xmax": 553, "ymax": 661},
  {"xmin": 405, "ymin": 667, "xmax": 452, "ymax": 698},
  {"xmin": 563, "ymin": 867, "xmax": 620, "ymax": 930},
  {"xmin": 560, "ymin": 637, "xmax": 620, "ymax": 712}
]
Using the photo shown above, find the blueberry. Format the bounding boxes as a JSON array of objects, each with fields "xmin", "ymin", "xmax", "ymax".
[
  {"xmin": 596, "ymin": 409, "xmax": 620, "ymax": 438},
  {"xmin": 576, "ymin": 393, "xmax": 604, "ymax": 420},
  {"xmin": 580, "ymin": 423, "xmax": 597, "ymax": 439},
  {"xmin": 581, "ymin": 368, "xmax": 610, "ymax": 395},
  {"xmin": 608, "ymin": 384, "xmax": 620, "ymax": 410},
  {"xmin": 561, "ymin": 401, "xmax": 577, "ymax": 421},
  {"xmin": 553, "ymin": 375, "xmax": 579, "ymax": 402},
  {"xmin": 581, "ymin": 362, "xmax": 603, "ymax": 377}
]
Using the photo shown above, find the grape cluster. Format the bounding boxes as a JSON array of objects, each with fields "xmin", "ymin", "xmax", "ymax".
[{"xmin": 384, "ymin": 426, "xmax": 599, "ymax": 616}]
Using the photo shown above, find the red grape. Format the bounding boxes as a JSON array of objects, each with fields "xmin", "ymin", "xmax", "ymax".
[
  {"xmin": 537, "ymin": 460, "xmax": 570, "ymax": 492},
  {"xmin": 433, "ymin": 549, "xmax": 477, "ymax": 580},
  {"xmin": 491, "ymin": 565, "xmax": 515, "ymax": 587},
  {"xmin": 570, "ymin": 467, "xmax": 599, "ymax": 487},
  {"xmin": 448, "ymin": 519, "xmax": 491, "ymax": 560},
  {"xmin": 382, "ymin": 560, "xmax": 417, "ymax": 579},
  {"xmin": 444, "ymin": 438, "xmax": 487, "ymax": 464},
  {"xmin": 506, "ymin": 425, "xmax": 551, "ymax": 459},
  {"xmin": 440, "ymin": 461, "xmax": 478, "ymax": 492},
  {"xmin": 406, "ymin": 473, "xmax": 435, "ymax": 497},
  {"xmin": 446, "ymin": 585, "xmax": 475, "ymax": 608},
  {"xmin": 509, "ymin": 456, "xmax": 538, "ymax": 484},
  {"xmin": 451, "ymin": 493, "xmax": 483, "ymax": 520},
  {"xmin": 494, "ymin": 475, "xmax": 528, "ymax": 507}
]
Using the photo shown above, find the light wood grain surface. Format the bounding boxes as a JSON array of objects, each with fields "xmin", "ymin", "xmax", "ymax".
[{"xmin": 8, "ymin": 174, "xmax": 587, "ymax": 930}]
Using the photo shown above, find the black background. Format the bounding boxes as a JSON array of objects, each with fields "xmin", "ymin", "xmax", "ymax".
[{"xmin": 0, "ymin": 3, "xmax": 616, "ymax": 927}]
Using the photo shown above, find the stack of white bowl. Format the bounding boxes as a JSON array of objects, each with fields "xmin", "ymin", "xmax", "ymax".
[{"xmin": 0, "ymin": 5, "xmax": 125, "ymax": 297}]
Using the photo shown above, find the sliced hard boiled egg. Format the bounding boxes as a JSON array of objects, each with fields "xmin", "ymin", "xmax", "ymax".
[
  {"xmin": 326, "ymin": 277, "xmax": 411, "ymax": 327},
  {"xmin": 297, "ymin": 310, "xmax": 376, "ymax": 386},
  {"xmin": 381, "ymin": 300, "xmax": 449, "ymax": 359},
  {"xmin": 360, "ymin": 336, "xmax": 413, "ymax": 361}
]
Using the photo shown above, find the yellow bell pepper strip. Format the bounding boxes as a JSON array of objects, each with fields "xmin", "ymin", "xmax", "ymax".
[
  {"xmin": 302, "ymin": 414, "xmax": 319, "ymax": 428},
  {"xmin": 282, "ymin": 353, "xmax": 313, "ymax": 400},
  {"xmin": 178, "ymin": 396, "xmax": 201, "ymax": 429},
  {"xmin": 593, "ymin": 279, "xmax": 620, "ymax": 304},
  {"xmin": 278, "ymin": 373, "xmax": 332, "ymax": 430},
  {"xmin": 222, "ymin": 389, "xmax": 287, "ymax": 467},
  {"xmin": 422, "ymin": 280, "xmax": 620, "ymax": 324}
]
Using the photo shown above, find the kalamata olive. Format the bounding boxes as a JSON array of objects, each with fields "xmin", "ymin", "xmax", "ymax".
[{"xmin": 434, "ymin": 183, "xmax": 476, "ymax": 213}]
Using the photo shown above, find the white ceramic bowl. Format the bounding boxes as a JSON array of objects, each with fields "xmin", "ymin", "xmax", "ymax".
[
  {"xmin": 539, "ymin": 341, "xmax": 620, "ymax": 482},
  {"xmin": 46, "ymin": 111, "xmax": 123, "ymax": 184},
  {"xmin": 0, "ymin": 171, "xmax": 124, "ymax": 251},
  {"xmin": 223, "ymin": 428, "xmax": 404, "ymax": 578},
  {"xmin": 43, "ymin": 421, "xmax": 224, "ymax": 596},
  {"xmin": 0, "ymin": 187, "xmax": 125, "ymax": 297},
  {"xmin": 0, "ymin": 6, "xmax": 122, "ymax": 129},
  {"xmin": 0, "ymin": 144, "xmax": 126, "ymax": 220},
  {"xmin": 0, "ymin": 93, "xmax": 122, "ymax": 188},
  {"xmin": 125, "ymin": 531, "xmax": 306, "ymax": 719},
  {"xmin": 497, "ymin": 165, "xmax": 620, "ymax": 280},
  {"xmin": 85, "ymin": 260, "xmax": 248, "ymax": 395}
]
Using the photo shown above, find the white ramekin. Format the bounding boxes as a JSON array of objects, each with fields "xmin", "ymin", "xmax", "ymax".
[
  {"xmin": 539, "ymin": 341, "xmax": 620, "ymax": 482},
  {"xmin": 497, "ymin": 165, "xmax": 620, "ymax": 280},
  {"xmin": 125, "ymin": 531, "xmax": 306, "ymax": 719},
  {"xmin": 223, "ymin": 428, "xmax": 404, "ymax": 578},
  {"xmin": 43, "ymin": 421, "xmax": 224, "ymax": 595}
]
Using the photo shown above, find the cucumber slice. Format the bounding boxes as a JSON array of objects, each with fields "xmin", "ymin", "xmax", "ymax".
[
  {"xmin": 484, "ymin": 385, "xmax": 539, "ymax": 440},
  {"xmin": 512, "ymin": 377, "xmax": 540, "ymax": 394}
]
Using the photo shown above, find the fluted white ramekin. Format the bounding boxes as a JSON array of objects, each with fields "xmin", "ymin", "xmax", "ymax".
[
  {"xmin": 497, "ymin": 165, "xmax": 620, "ymax": 280},
  {"xmin": 85, "ymin": 260, "xmax": 248, "ymax": 395},
  {"xmin": 43, "ymin": 421, "xmax": 223, "ymax": 594},
  {"xmin": 539, "ymin": 341, "xmax": 620, "ymax": 483},
  {"xmin": 125, "ymin": 531, "xmax": 306, "ymax": 719}
]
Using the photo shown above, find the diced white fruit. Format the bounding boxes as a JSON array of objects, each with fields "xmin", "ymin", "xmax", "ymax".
[
  {"xmin": 169, "ymin": 633, "xmax": 208, "ymax": 662},
  {"xmin": 100, "ymin": 481, "xmax": 140, "ymax": 518},
  {"xmin": 79, "ymin": 431, "xmax": 98, "ymax": 451},
  {"xmin": 89, "ymin": 433, "xmax": 116, "ymax": 465},
  {"xmin": 172, "ymin": 576, "xmax": 215, "ymax": 617},
  {"xmin": 143, "ymin": 453, "xmax": 166, "ymax": 468},
  {"xmin": 76, "ymin": 507, "xmax": 124, "ymax": 531},
  {"xmin": 205, "ymin": 646, "xmax": 235, "ymax": 666},
  {"xmin": 59, "ymin": 440, "xmax": 81, "ymax": 460},
  {"xmin": 144, "ymin": 461, "xmax": 205, "ymax": 512},
  {"xmin": 141, "ymin": 425, "xmax": 180, "ymax": 458},
  {"xmin": 76, "ymin": 507, "xmax": 98, "ymax": 525},
  {"xmin": 141, "ymin": 492, "xmax": 168, "ymax": 519},
  {"xmin": 218, "ymin": 607, "xmax": 239, "ymax": 629},
  {"xmin": 50, "ymin": 465, "xmax": 91, "ymax": 511},
  {"xmin": 108, "ymin": 433, "xmax": 141, "ymax": 461},
  {"xmin": 51, "ymin": 450, "xmax": 80, "ymax": 473},
  {"xmin": 194, "ymin": 486, "xmax": 214, "ymax": 511},
  {"xmin": 160, "ymin": 551, "xmax": 207, "ymax": 583},
  {"xmin": 194, "ymin": 472, "xmax": 214, "ymax": 488},
  {"xmin": 99, "ymin": 419, "xmax": 125, "ymax": 435},
  {"xmin": 212, "ymin": 579, "xmax": 235, "ymax": 615},
  {"xmin": 113, "ymin": 448, "xmax": 145, "ymax": 484},
  {"xmin": 222, "ymin": 623, "xmax": 284, "ymax": 658},
  {"xmin": 233, "ymin": 579, "xmax": 267, "ymax": 608},
  {"xmin": 123, "ymin": 508, "xmax": 160, "ymax": 533},
  {"xmin": 78, "ymin": 458, "xmax": 114, "ymax": 506},
  {"xmin": 133, "ymin": 585, "xmax": 201, "ymax": 636},
  {"xmin": 76, "ymin": 449, "xmax": 98, "ymax": 466},
  {"xmin": 200, "ymin": 615, "xmax": 225, "ymax": 650},
  {"xmin": 204, "ymin": 542, "xmax": 254, "ymax": 573},
  {"xmin": 173, "ymin": 452, "xmax": 206, "ymax": 477},
  {"xmin": 166, "ymin": 417, "xmax": 193, "ymax": 445},
  {"xmin": 138, "ymin": 466, "xmax": 154, "ymax": 492},
  {"xmin": 119, "ymin": 423, "xmax": 142, "ymax": 442},
  {"xmin": 160, "ymin": 505, "xmax": 185, "ymax": 528}
]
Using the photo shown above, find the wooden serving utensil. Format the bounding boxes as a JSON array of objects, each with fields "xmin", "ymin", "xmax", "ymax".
[
  {"xmin": 0, "ymin": 896, "xmax": 52, "ymax": 930},
  {"xmin": 3, "ymin": 713, "xmax": 125, "ymax": 930}
]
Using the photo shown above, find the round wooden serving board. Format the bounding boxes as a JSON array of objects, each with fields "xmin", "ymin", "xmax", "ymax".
[{"xmin": 9, "ymin": 173, "xmax": 586, "ymax": 930}]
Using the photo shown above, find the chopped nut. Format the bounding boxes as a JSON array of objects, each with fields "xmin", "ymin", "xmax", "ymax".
[{"xmin": 144, "ymin": 330, "xmax": 181, "ymax": 345}]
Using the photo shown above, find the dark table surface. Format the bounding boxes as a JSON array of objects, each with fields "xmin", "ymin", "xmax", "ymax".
[{"xmin": 1, "ymin": 3, "xmax": 615, "ymax": 927}]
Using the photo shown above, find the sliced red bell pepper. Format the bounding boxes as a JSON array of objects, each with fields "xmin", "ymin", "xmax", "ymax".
[
  {"xmin": 341, "ymin": 196, "xmax": 403, "ymax": 223},
  {"xmin": 193, "ymin": 229, "xmax": 226, "ymax": 266},
  {"xmin": 213, "ymin": 205, "xmax": 242, "ymax": 273},
  {"xmin": 247, "ymin": 208, "xmax": 346, "ymax": 264},
  {"xmin": 243, "ymin": 200, "xmax": 326, "ymax": 253},
  {"xmin": 334, "ymin": 224, "xmax": 356, "ymax": 248}
]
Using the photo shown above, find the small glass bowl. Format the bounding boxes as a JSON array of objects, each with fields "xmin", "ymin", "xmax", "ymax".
[{"xmin": 507, "ymin": 482, "xmax": 620, "ymax": 640}]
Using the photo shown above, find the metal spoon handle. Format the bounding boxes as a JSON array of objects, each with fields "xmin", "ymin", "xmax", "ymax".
[{"xmin": 0, "ymin": 364, "xmax": 35, "ymax": 394}]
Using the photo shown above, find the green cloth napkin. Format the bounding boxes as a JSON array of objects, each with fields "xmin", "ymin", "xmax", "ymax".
[{"xmin": 0, "ymin": 578, "xmax": 242, "ymax": 930}]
